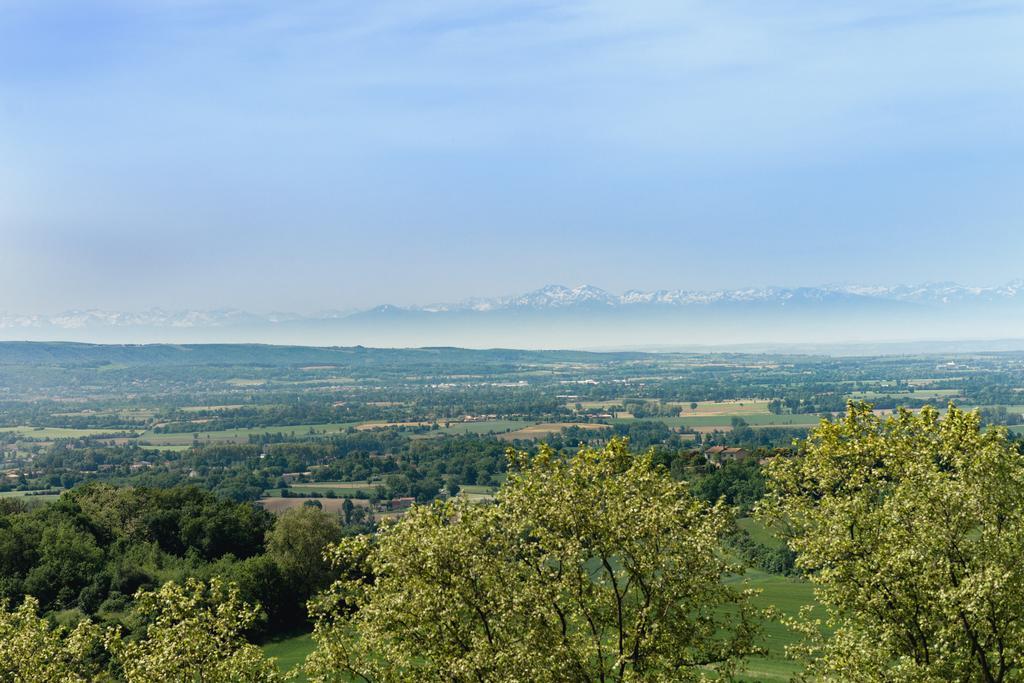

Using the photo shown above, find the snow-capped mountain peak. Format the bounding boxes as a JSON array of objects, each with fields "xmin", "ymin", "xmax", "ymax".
[{"xmin": 2, "ymin": 280, "xmax": 1023, "ymax": 333}]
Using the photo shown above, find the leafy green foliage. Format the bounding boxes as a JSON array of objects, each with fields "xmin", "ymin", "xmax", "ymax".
[
  {"xmin": 107, "ymin": 578, "xmax": 281, "ymax": 682},
  {"xmin": 305, "ymin": 438, "xmax": 764, "ymax": 682},
  {"xmin": 0, "ymin": 595, "xmax": 105, "ymax": 682},
  {"xmin": 761, "ymin": 403, "xmax": 1024, "ymax": 681},
  {"xmin": 694, "ymin": 459, "xmax": 766, "ymax": 512}
]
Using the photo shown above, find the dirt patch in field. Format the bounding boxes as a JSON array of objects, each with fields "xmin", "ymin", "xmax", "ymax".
[{"xmin": 258, "ymin": 497, "xmax": 370, "ymax": 514}]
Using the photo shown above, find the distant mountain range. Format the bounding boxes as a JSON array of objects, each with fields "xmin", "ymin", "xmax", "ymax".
[
  {"xmin": 396, "ymin": 281, "xmax": 1024, "ymax": 311},
  {"xmin": 4, "ymin": 281, "xmax": 1024, "ymax": 350}
]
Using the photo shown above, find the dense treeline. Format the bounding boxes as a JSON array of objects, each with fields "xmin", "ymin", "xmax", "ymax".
[{"xmin": 0, "ymin": 484, "xmax": 363, "ymax": 640}]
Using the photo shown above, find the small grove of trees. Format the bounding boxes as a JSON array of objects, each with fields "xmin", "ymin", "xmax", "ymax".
[
  {"xmin": 304, "ymin": 439, "xmax": 764, "ymax": 682},
  {"xmin": 0, "ymin": 484, "xmax": 351, "ymax": 638},
  {"xmin": 760, "ymin": 403, "xmax": 1024, "ymax": 682}
]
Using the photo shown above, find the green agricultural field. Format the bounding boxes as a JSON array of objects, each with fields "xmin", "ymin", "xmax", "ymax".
[
  {"xmin": 225, "ymin": 378, "xmax": 266, "ymax": 386},
  {"xmin": 696, "ymin": 413, "xmax": 824, "ymax": 427},
  {"xmin": 963, "ymin": 404, "xmax": 1024, "ymax": 413},
  {"xmin": 436, "ymin": 419, "xmax": 533, "ymax": 435},
  {"xmin": 179, "ymin": 404, "xmax": 248, "ymax": 412},
  {"xmin": 141, "ymin": 419, "xmax": 530, "ymax": 447},
  {"xmin": 262, "ymin": 633, "xmax": 315, "ymax": 680},
  {"xmin": 671, "ymin": 399, "xmax": 773, "ymax": 416},
  {"xmin": 144, "ymin": 443, "xmax": 193, "ymax": 452},
  {"xmin": 0, "ymin": 490, "xmax": 63, "ymax": 502},
  {"xmin": 457, "ymin": 484, "xmax": 497, "ymax": 494},
  {"xmin": 0, "ymin": 426, "xmax": 132, "ymax": 439},
  {"xmin": 457, "ymin": 484, "xmax": 498, "ymax": 501},
  {"xmin": 408, "ymin": 419, "xmax": 533, "ymax": 438},
  {"xmin": 290, "ymin": 480, "xmax": 378, "ymax": 490},
  {"xmin": 138, "ymin": 422, "xmax": 363, "ymax": 446},
  {"xmin": 739, "ymin": 570, "xmax": 820, "ymax": 681},
  {"xmin": 729, "ymin": 518, "xmax": 817, "ymax": 680},
  {"xmin": 847, "ymin": 389, "xmax": 962, "ymax": 400},
  {"xmin": 266, "ymin": 481, "xmax": 384, "ymax": 497},
  {"xmin": 52, "ymin": 407, "xmax": 156, "ymax": 420},
  {"xmin": 737, "ymin": 517, "xmax": 784, "ymax": 548},
  {"xmin": 569, "ymin": 399, "xmax": 626, "ymax": 410},
  {"xmin": 611, "ymin": 414, "xmax": 823, "ymax": 430}
]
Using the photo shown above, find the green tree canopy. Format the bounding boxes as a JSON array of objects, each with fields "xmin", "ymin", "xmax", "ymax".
[
  {"xmin": 106, "ymin": 577, "xmax": 281, "ymax": 682},
  {"xmin": 305, "ymin": 438, "xmax": 762, "ymax": 682},
  {"xmin": 760, "ymin": 403, "xmax": 1024, "ymax": 682},
  {"xmin": 0, "ymin": 595, "xmax": 104, "ymax": 683}
]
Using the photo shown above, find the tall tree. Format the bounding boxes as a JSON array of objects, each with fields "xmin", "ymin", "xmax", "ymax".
[
  {"xmin": 305, "ymin": 438, "xmax": 762, "ymax": 682},
  {"xmin": 760, "ymin": 403, "xmax": 1024, "ymax": 682}
]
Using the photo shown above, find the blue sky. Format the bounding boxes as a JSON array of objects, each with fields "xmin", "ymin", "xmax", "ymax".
[{"xmin": 1, "ymin": 0, "xmax": 1023, "ymax": 313}]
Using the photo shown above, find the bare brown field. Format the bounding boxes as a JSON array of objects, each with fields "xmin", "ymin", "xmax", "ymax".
[
  {"xmin": 258, "ymin": 497, "xmax": 370, "ymax": 514},
  {"xmin": 691, "ymin": 425, "xmax": 728, "ymax": 434}
]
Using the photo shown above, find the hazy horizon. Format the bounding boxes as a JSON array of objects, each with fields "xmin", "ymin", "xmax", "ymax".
[{"xmin": 3, "ymin": 279, "xmax": 1024, "ymax": 350}]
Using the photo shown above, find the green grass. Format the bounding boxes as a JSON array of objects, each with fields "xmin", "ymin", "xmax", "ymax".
[
  {"xmin": 411, "ymin": 419, "xmax": 532, "ymax": 438},
  {"xmin": 739, "ymin": 570, "xmax": 820, "ymax": 681},
  {"xmin": 290, "ymin": 480, "xmax": 378, "ymax": 490},
  {"xmin": 138, "ymin": 422, "xmax": 363, "ymax": 446},
  {"xmin": 611, "ymin": 414, "xmax": 823, "ymax": 430},
  {"xmin": 963, "ymin": 404, "xmax": 1024, "ymax": 413},
  {"xmin": 693, "ymin": 414, "xmax": 824, "ymax": 427},
  {"xmin": 262, "ymin": 633, "xmax": 315, "ymax": 679},
  {"xmin": 0, "ymin": 490, "xmax": 62, "ymax": 502},
  {"xmin": 145, "ymin": 444, "xmax": 193, "ymax": 452},
  {"xmin": 736, "ymin": 517, "xmax": 785, "ymax": 549},
  {"xmin": 457, "ymin": 484, "xmax": 498, "ymax": 501},
  {"xmin": 458, "ymin": 484, "xmax": 497, "ymax": 495},
  {"xmin": 265, "ymin": 481, "xmax": 384, "ymax": 497},
  {"xmin": 141, "ymin": 419, "xmax": 528, "ymax": 446},
  {"xmin": 847, "ymin": 389, "xmax": 961, "ymax": 400},
  {"xmin": 727, "ymin": 518, "xmax": 817, "ymax": 680},
  {"xmin": 0, "ymin": 426, "xmax": 131, "ymax": 439}
]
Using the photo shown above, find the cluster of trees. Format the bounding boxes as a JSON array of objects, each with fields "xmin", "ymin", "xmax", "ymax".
[
  {"xmin": 0, "ymin": 485, "xmax": 355, "ymax": 639},
  {"xmin": 6, "ymin": 404, "xmax": 1024, "ymax": 681},
  {"xmin": 309, "ymin": 406, "xmax": 1024, "ymax": 681},
  {"xmin": 978, "ymin": 404, "xmax": 1024, "ymax": 426}
]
